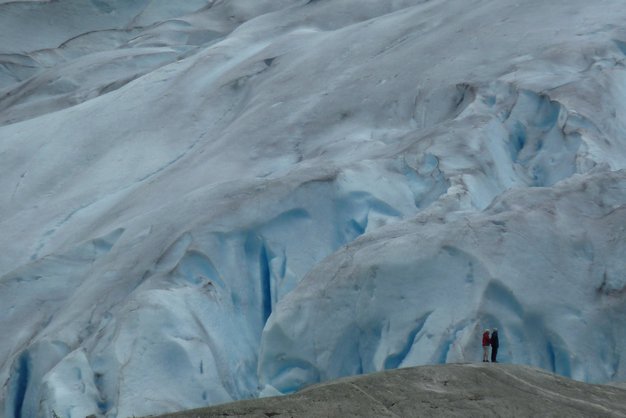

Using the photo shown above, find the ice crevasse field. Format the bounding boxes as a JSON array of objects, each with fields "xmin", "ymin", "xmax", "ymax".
[{"xmin": 1, "ymin": 0, "xmax": 626, "ymax": 417}]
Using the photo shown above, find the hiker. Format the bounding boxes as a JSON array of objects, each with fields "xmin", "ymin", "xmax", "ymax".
[
  {"xmin": 482, "ymin": 329, "xmax": 490, "ymax": 362},
  {"xmin": 490, "ymin": 328, "xmax": 499, "ymax": 363}
]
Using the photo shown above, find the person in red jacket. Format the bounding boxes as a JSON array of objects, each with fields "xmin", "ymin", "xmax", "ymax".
[{"xmin": 482, "ymin": 329, "xmax": 491, "ymax": 362}]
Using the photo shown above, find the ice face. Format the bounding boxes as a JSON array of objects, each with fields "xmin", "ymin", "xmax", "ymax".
[
  {"xmin": 259, "ymin": 170, "xmax": 626, "ymax": 392},
  {"xmin": 2, "ymin": 0, "xmax": 626, "ymax": 417}
]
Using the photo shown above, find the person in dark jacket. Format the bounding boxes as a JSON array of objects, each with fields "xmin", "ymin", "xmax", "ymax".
[
  {"xmin": 490, "ymin": 328, "xmax": 499, "ymax": 363},
  {"xmin": 482, "ymin": 330, "xmax": 490, "ymax": 362}
]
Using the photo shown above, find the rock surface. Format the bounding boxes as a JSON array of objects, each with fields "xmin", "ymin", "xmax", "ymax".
[{"xmin": 155, "ymin": 364, "xmax": 626, "ymax": 418}]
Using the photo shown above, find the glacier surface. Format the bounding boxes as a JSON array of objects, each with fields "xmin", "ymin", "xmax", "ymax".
[{"xmin": 1, "ymin": 0, "xmax": 626, "ymax": 417}]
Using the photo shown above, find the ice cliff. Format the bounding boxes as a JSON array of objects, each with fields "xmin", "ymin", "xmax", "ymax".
[{"xmin": 1, "ymin": 0, "xmax": 626, "ymax": 417}]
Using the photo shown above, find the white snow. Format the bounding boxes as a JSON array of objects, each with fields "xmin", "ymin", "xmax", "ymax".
[{"xmin": 1, "ymin": 0, "xmax": 626, "ymax": 417}]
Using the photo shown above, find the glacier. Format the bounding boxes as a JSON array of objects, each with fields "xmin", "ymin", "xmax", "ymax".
[{"xmin": 1, "ymin": 0, "xmax": 626, "ymax": 417}]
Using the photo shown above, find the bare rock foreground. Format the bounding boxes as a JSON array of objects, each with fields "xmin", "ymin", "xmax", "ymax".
[{"xmin": 153, "ymin": 364, "xmax": 626, "ymax": 418}]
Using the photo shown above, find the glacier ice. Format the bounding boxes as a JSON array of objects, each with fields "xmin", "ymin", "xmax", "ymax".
[
  {"xmin": 259, "ymin": 170, "xmax": 626, "ymax": 391},
  {"xmin": 2, "ymin": 0, "xmax": 626, "ymax": 417}
]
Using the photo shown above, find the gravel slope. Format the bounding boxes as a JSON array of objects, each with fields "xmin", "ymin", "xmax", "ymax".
[{"xmin": 155, "ymin": 363, "xmax": 626, "ymax": 418}]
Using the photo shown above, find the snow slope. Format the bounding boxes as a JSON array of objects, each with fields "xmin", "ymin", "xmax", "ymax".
[{"xmin": 1, "ymin": 0, "xmax": 626, "ymax": 417}]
